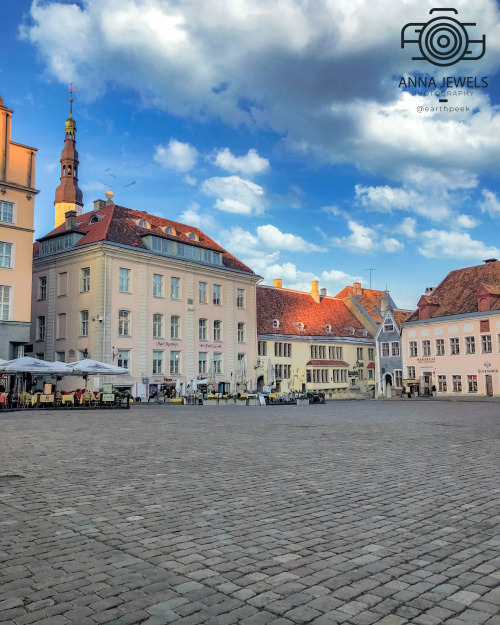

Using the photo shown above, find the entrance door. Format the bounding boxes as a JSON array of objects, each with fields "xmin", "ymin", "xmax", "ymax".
[
  {"xmin": 384, "ymin": 374, "xmax": 392, "ymax": 397},
  {"xmin": 485, "ymin": 374, "xmax": 493, "ymax": 396}
]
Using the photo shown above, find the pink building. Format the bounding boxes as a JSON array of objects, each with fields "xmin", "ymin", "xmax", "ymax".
[{"xmin": 402, "ymin": 259, "xmax": 500, "ymax": 397}]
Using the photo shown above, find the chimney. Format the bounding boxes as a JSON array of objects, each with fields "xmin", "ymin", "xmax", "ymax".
[
  {"xmin": 425, "ymin": 287, "xmax": 435, "ymax": 294},
  {"xmin": 353, "ymin": 281, "xmax": 362, "ymax": 296},
  {"xmin": 320, "ymin": 288, "xmax": 327, "ymax": 298},
  {"xmin": 273, "ymin": 279, "xmax": 283, "ymax": 289},
  {"xmin": 380, "ymin": 292, "xmax": 389, "ymax": 314},
  {"xmin": 483, "ymin": 258, "xmax": 498, "ymax": 263},
  {"xmin": 93, "ymin": 199, "xmax": 106, "ymax": 211},
  {"xmin": 311, "ymin": 280, "xmax": 320, "ymax": 303},
  {"xmin": 65, "ymin": 210, "xmax": 77, "ymax": 231}
]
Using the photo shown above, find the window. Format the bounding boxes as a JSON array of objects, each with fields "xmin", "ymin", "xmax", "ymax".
[
  {"xmin": 153, "ymin": 274, "xmax": 163, "ymax": 297},
  {"xmin": 357, "ymin": 347, "xmax": 364, "ymax": 361},
  {"xmin": 438, "ymin": 375, "xmax": 447, "ymax": 392},
  {"xmin": 237, "ymin": 288, "xmax": 244, "ymax": 308},
  {"xmin": 81, "ymin": 267, "xmax": 90, "ymax": 292},
  {"xmin": 275, "ymin": 364, "xmax": 283, "ymax": 380},
  {"xmin": 55, "ymin": 351, "xmax": 65, "ymax": 362},
  {"xmin": 153, "ymin": 351, "xmax": 164, "ymax": 374},
  {"xmin": 117, "ymin": 349, "xmax": 130, "ymax": 369},
  {"xmin": 481, "ymin": 334, "xmax": 492, "ymax": 353},
  {"xmin": 38, "ymin": 276, "xmax": 47, "ymax": 300},
  {"xmin": 153, "ymin": 314, "xmax": 163, "ymax": 338},
  {"xmin": 164, "ymin": 226, "xmax": 175, "ymax": 236},
  {"xmin": 467, "ymin": 375, "xmax": 478, "ymax": 393},
  {"xmin": 137, "ymin": 219, "xmax": 149, "ymax": 228},
  {"xmin": 273, "ymin": 319, "xmax": 280, "ymax": 329},
  {"xmin": 258, "ymin": 341, "xmax": 267, "ymax": 356},
  {"xmin": 383, "ymin": 322, "xmax": 394, "ymax": 332},
  {"xmin": 118, "ymin": 310, "xmax": 131, "ymax": 336},
  {"xmin": 274, "ymin": 342, "xmax": 291, "ymax": 357},
  {"xmin": 199, "ymin": 318, "xmax": 207, "ymax": 340},
  {"xmin": 0, "ymin": 201, "xmax": 14, "ymax": 223},
  {"xmin": 0, "ymin": 285, "xmax": 11, "ymax": 321},
  {"xmin": 170, "ymin": 351, "xmax": 180, "ymax": 374},
  {"xmin": 213, "ymin": 352, "xmax": 222, "ymax": 374},
  {"xmin": 381, "ymin": 342, "xmax": 390, "ymax": 357},
  {"xmin": 283, "ymin": 364, "xmax": 291, "ymax": 379},
  {"xmin": 57, "ymin": 271, "xmax": 67, "ymax": 296},
  {"xmin": 407, "ymin": 366, "xmax": 415, "ymax": 379},
  {"xmin": 213, "ymin": 284, "xmax": 221, "ymax": 305},
  {"xmin": 80, "ymin": 310, "xmax": 89, "ymax": 336},
  {"xmin": 0, "ymin": 242, "xmax": 12, "ymax": 268},
  {"xmin": 199, "ymin": 281, "xmax": 207, "ymax": 304},
  {"xmin": 237, "ymin": 322, "xmax": 245, "ymax": 343},
  {"xmin": 391, "ymin": 342, "xmax": 400, "ymax": 357},
  {"xmin": 171, "ymin": 276, "xmax": 180, "ymax": 299},
  {"xmin": 188, "ymin": 232, "xmax": 198, "ymax": 241},
  {"xmin": 480, "ymin": 319, "xmax": 490, "ymax": 333},
  {"xmin": 119, "ymin": 268, "xmax": 131, "ymax": 293},
  {"xmin": 394, "ymin": 370, "xmax": 403, "ymax": 387},
  {"xmin": 358, "ymin": 369, "xmax": 364, "ymax": 381},
  {"xmin": 409, "ymin": 341, "xmax": 417, "ymax": 357},
  {"xmin": 465, "ymin": 336, "xmax": 475, "ymax": 354},
  {"xmin": 452, "ymin": 374, "xmax": 462, "ymax": 392},
  {"xmin": 368, "ymin": 368, "xmax": 374, "ymax": 380},
  {"xmin": 171, "ymin": 315, "xmax": 180, "ymax": 339},
  {"xmin": 422, "ymin": 340, "xmax": 431, "ymax": 357},
  {"xmin": 450, "ymin": 337, "xmax": 460, "ymax": 355},
  {"xmin": 368, "ymin": 348, "xmax": 374, "ymax": 360},
  {"xmin": 36, "ymin": 316, "xmax": 46, "ymax": 341},
  {"xmin": 198, "ymin": 352, "xmax": 207, "ymax": 375},
  {"xmin": 35, "ymin": 353, "xmax": 45, "ymax": 360},
  {"xmin": 436, "ymin": 338, "xmax": 445, "ymax": 356},
  {"xmin": 213, "ymin": 320, "xmax": 221, "ymax": 341}
]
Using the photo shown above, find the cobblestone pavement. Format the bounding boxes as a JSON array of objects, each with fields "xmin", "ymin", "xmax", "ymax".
[{"xmin": 1, "ymin": 401, "xmax": 500, "ymax": 625}]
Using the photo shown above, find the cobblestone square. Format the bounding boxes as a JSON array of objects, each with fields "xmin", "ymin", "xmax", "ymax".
[{"xmin": 1, "ymin": 401, "xmax": 500, "ymax": 624}]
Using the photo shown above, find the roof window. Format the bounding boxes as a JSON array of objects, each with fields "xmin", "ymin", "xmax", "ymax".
[
  {"xmin": 164, "ymin": 226, "xmax": 176, "ymax": 236},
  {"xmin": 272, "ymin": 319, "xmax": 280, "ymax": 329}
]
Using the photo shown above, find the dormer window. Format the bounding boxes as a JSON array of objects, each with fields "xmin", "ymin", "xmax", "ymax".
[
  {"xmin": 272, "ymin": 319, "xmax": 280, "ymax": 329},
  {"xmin": 325, "ymin": 324, "xmax": 331, "ymax": 334},
  {"xmin": 297, "ymin": 322, "xmax": 304, "ymax": 331},
  {"xmin": 89, "ymin": 215, "xmax": 99, "ymax": 225},
  {"xmin": 164, "ymin": 226, "xmax": 176, "ymax": 236},
  {"xmin": 137, "ymin": 219, "xmax": 149, "ymax": 228},
  {"xmin": 187, "ymin": 232, "xmax": 199, "ymax": 241}
]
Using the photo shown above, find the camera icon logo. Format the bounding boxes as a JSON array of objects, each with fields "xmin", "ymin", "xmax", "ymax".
[{"xmin": 401, "ymin": 8, "xmax": 486, "ymax": 66}]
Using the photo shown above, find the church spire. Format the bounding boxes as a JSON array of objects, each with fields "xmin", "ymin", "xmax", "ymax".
[{"xmin": 54, "ymin": 84, "xmax": 83, "ymax": 228}]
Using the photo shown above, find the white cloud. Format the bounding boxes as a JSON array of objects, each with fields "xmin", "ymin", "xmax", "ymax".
[
  {"xmin": 184, "ymin": 174, "xmax": 197, "ymax": 186},
  {"xmin": 213, "ymin": 148, "xmax": 269, "ymax": 176},
  {"xmin": 256, "ymin": 224, "xmax": 325, "ymax": 252},
  {"xmin": 456, "ymin": 214, "xmax": 479, "ymax": 229},
  {"xmin": 419, "ymin": 230, "xmax": 500, "ymax": 259},
  {"xmin": 333, "ymin": 220, "xmax": 403, "ymax": 254},
  {"xmin": 23, "ymin": 0, "xmax": 500, "ymax": 187},
  {"xmin": 154, "ymin": 139, "xmax": 198, "ymax": 172},
  {"xmin": 480, "ymin": 189, "xmax": 500, "ymax": 217},
  {"xmin": 395, "ymin": 217, "xmax": 417, "ymax": 238},
  {"xmin": 178, "ymin": 202, "xmax": 216, "ymax": 230},
  {"xmin": 201, "ymin": 175, "xmax": 265, "ymax": 215}
]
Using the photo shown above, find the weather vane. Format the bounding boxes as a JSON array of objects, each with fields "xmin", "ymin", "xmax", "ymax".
[{"xmin": 69, "ymin": 82, "xmax": 75, "ymax": 115}]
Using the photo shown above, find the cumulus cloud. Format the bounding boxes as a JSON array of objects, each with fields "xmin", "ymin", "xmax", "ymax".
[
  {"xmin": 395, "ymin": 217, "xmax": 417, "ymax": 238},
  {"xmin": 22, "ymin": 0, "xmax": 500, "ymax": 185},
  {"xmin": 456, "ymin": 214, "xmax": 479, "ymax": 229},
  {"xmin": 178, "ymin": 202, "xmax": 216, "ymax": 230},
  {"xmin": 256, "ymin": 224, "xmax": 325, "ymax": 252},
  {"xmin": 201, "ymin": 175, "xmax": 265, "ymax": 215},
  {"xmin": 333, "ymin": 220, "xmax": 404, "ymax": 254},
  {"xmin": 480, "ymin": 189, "xmax": 500, "ymax": 217},
  {"xmin": 419, "ymin": 230, "xmax": 500, "ymax": 259},
  {"xmin": 154, "ymin": 139, "xmax": 198, "ymax": 172},
  {"xmin": 213, "ymin": 148, "xmax": 269, "ymax": 176}
]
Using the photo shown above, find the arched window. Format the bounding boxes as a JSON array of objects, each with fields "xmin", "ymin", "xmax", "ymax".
[
  {"xmin": 164, "ymin": 226, "xmax": 176, "ymax": 236},
  {"xmin": 187, "ymin": 232, "xmax": 198, "ymax": 241},
  {"xmin": 272, "ymin": 319, "xmax": 280, "ymax": 329}
]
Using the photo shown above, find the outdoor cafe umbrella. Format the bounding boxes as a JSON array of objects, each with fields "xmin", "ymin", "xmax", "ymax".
[
  {"xmin": 66, "ymin": 359, "xmax": 129, "ymax": 390},
  {"xmin": 0, "ymin": 356, "xmax": 72, "ymax": 375}
]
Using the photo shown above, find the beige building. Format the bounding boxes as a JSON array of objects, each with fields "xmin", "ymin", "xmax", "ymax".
[
  {"xmin": 31, "ymin": 107, "xmax": 260, "ymax": 398},
  {"xmin": 0, "ymin": 95, "xmax": 39, "ymax": 359},
  {"xmin": 256, "ymin": 280, "xmax": 375, "ymax": 398}
]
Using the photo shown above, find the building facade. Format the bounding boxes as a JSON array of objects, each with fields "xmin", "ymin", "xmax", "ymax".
[
  {"xmin": 30, "ymin": 108, "xmax": 259, "ymax": 398},
  {"xmin": 375, "ymin": 308, "xmax": 412, "ymax": 397},
  {"xmin": 402, "ymin": 260, "xmax": 500, "ymax": 397},
  {"xmin": 0, "ymin": 95, "xmax": 39, "ymax": 360},
  {"xmin": 257, "ymin": 280, "xmax": 375, "ymax": 398}
]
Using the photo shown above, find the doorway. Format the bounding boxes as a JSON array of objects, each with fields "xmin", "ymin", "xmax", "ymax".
[
  {"xmin": 485, "ymin": 374, "xmax": 493, "ymax": 397},
  {"xmin": 384, "ymin": 373, "xmax": 393, "ymax": 397}
]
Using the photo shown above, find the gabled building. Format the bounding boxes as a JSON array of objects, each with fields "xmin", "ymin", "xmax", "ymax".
[
  {"xmin": 402, "ymin": 259, "xmax": 500, "ymax": 397},
  {"xmin": 256, "ymin": 280, "xmax": 375, "ymax": 398},
  {"xmin": 30, "ymin": 102, "xmax": 259, "ymax": 398},
  {"xmin": 335, "ymin": 281, "xmax": 397, "ymax": 337},
  {"xmin": 0, "ymin": 95, "xmax": 39, "ymax": 359},
  {"xmin": 374, "ymin": 307, "xmax": 412, "ymax": 397}
]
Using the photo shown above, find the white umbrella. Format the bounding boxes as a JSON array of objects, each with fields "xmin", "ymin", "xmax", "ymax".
[
  {"xmin": 175, "ymin": 379, "xmax": 181, "ymax": 396},
  {"xmin": 66, "ymin": 359, "xmax": 129, "ymax": 375},
  {"xmin": 0, "ymin": 356, "xmax": 72, "ymax": 374}
]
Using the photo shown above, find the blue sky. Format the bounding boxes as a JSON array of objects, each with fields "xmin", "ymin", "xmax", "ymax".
[{"xmin": 3, "ymin": 0, "xmax": 500, "ymax": 309}]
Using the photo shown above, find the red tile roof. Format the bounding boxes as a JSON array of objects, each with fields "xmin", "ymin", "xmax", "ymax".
[
  {"xmin": 306, "ymin": 360, "xmax": 349, "ymax": 366},
  {"xmin": 335, "ymin": 285, "xmax": 393, "ymax": 324},
  {"xmin": 408, "ymin": 260, "xmax": 500, "ymax": 321},
  {"xmin": 257, "ymin": 285, "xmax": 373, "ymax": 338},
  {"xmin": 391, "ymin": 309, "xmax": 413, "ymax": 330},
  {"xmin": 34, "ymin": 204, "xmax": 254, "ymax": 274}
]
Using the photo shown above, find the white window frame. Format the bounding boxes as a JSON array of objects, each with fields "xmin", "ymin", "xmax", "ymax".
[
  {"xmin": 199, "ymin": 281, "xmax": 207, "ymax": 304},
  {"xmin": 153, "ymin": 314, "xmax": 163, "ymax": 338},
  {"xmin": 153, "ymin": 273, "xmax": 163, "ymax": 298},
  {"xmin": 199, "ymin": 318, "xmax": 207, "ymax": 340},
  {"xmin": 237, "ymin": 288, "xmax": 244, "ymax": 308},
  {"xmin": 80, "ymin": 310, "xmax": 89, "ymax": 337},
  {"xmin": 118, "ymin": 310, "xmax": 131, "ymax": 336},
  {"xmin": 213, "ymin": 320, "xmax": 221, "ymax": 341},
  {"xmin": 81, "ymin": 267, "xmax": 90, "ymax": 292},
  {"xmin": 171, "ymin": 276, "xmax": 180, "ymax": 300},
  {"xmin": 153, "ymin": 350, "xmax": 164, "ymax": 375},
  {"xmin": 170, "ymin": 351, "xmax": 180, "ymax": 374},
  {"xmin": 0, "ymin": 285, "xmax": 12, "ymax": 321},
  {"xmin": 213, "ymin": 284, "xmax": 221, "ymax": 305},
  {"xmin": 0, "ymin": 200, "xmax": 15, "ymax": 224},
  {"xmin": 237, "ymin": 322, "xmax": 245, "ymax": 343},
  {"xmin": 117, "ymin": 349, "xmax": 130, "ymax": 369},
  {"xmin": 171, "ymin": 315, "xmax": 180, "ymax": 339},
  {"xmin": 0, "ymin": 241, "xmax": 13, "ymax": 269}
]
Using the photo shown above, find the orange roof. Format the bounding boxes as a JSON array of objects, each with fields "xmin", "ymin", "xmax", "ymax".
[
  {"xmin": 407, "ymin": 260, "xmax": 500, "ymax": 321},
  {"xmin": 257, "ymin": 285, "xmax": 372, "ymax": 338},
  {"xmin": 335, "ymin": 284, "xmax": 395, "ymax": 324},
  {"xmin": 391, "ymin": 309, "xmax": 413, "ymax": 330},
  {"xmin": 35, "ymin": 204, "xmax": 254, "ymax": 274}
]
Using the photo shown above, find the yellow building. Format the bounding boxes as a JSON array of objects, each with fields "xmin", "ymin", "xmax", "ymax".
[
  {"xmin": 256, "ymin": 280, "xmax": 376, "ymax": 398},
  {"xmin": 0, "ymin": 95, "xmax": 38, "ymax": 359}
]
